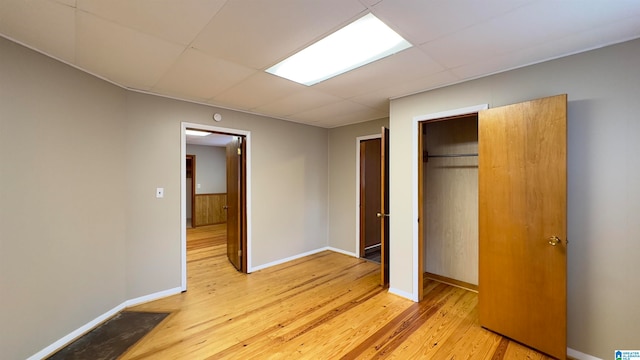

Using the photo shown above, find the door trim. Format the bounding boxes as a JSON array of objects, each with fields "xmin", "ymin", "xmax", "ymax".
[
  {"xmin": 412, "ymin": 104, "xmax": 488, "ymax": 301},
  {"xmin": 180, "ymin": 122, "xmax": 252, "ymax": 291},
  {"xmin": 355, "ymin": 134, "xmax": 382, "ymax": 258}
]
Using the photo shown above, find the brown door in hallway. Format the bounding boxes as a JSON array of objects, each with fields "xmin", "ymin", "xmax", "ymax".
[
  {"xmin": 359, "ymin": 138, "xmax": 382, "ymax": 260},
  {"xmin": 186, "ymin": 154, "xmax": 196, "ymax": 228},
  {"xmin": 380, "ymin": 127, "xmax": 390, "ymax": 287},
  {"xmin": 478, "ymin": 94, "xmax": 567, "ymax": 359},
  {"xmin": 226, "ymin": 136, "xmax": 246, "ymax": 272}
]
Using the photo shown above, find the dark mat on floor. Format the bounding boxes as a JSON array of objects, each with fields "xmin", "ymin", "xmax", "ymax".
[
  {"xmin": 364, "ymin": 248, "xmax": 381, "ymax": 263},
  {"xmin": 47, "ymin": 311, "xmax": 170, "ymax": 360}
]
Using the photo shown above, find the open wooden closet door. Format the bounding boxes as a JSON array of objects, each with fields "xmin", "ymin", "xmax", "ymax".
[
  {"xmin": 379, "ymin": 127, "xmax": 390, "ymax": 287},
  {"xmin": 478, "ymin": 94, "xmax": 567, "ymax": 359}
]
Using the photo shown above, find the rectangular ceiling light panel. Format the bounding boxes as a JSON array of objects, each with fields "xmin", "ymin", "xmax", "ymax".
[{"xmin": 266, "ymin": 13, "xmax": 412, "ymax": 86}]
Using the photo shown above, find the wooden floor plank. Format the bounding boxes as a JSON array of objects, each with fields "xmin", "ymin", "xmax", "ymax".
[{"xmin": 124, "ymin": 224, "xmax": 554, "ymax": 359}]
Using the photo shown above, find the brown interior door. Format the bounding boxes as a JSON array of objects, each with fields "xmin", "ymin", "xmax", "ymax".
[
  {"xmin": 186, "ymin": 155, "xmax": 196, "ymax": 228},
  {"xmin": 380, "ymin": 127, "xmax": 390, "ymax": 287},
  {"xmin": 478, "ymin": 94, "xmax": 567, "ymax": 359},
  {"xmin": 226, "ymin": 136, "xmax": 244, "ymax": 272},
  {"xmin": 360, "ymin": 138, "xmax": 382, "ymax": 256}
]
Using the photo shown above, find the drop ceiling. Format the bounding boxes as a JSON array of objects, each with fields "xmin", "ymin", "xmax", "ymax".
[{"xmin": 1, "ymin": 0, "xmax": 639, "ymax": 128}]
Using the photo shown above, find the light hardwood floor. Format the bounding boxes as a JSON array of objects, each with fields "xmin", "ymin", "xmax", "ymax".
[{"xmin": 124, "ymin": 224, "xmax": 553, "ymax": 359}]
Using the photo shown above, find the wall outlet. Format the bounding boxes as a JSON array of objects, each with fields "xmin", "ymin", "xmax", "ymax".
[{"xmin": 156, "ymin": 187, "xmax": 164, "ymax": 198}]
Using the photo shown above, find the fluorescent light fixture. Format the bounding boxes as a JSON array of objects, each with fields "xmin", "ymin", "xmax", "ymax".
[
  {"xmin": 185, "ymin": 129, "xmax": 211, "ymax": 136},
  {"xmin": 266, "ymin": 13, "xmax": 411, "ymax": 86}
]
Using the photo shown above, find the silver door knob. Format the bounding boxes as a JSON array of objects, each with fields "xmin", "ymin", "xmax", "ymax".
[{"xmin": 376, "ymin": 213, "xmax": 389, "ymax": 218}]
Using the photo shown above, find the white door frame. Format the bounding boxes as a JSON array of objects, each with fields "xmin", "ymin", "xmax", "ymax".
[
  {"xmin": 180, "ymin": 122, "xmax": 252, "ymax": 291},
  {"xmin": 411, "ymin": 104, "xmax": 488, "ymax": 301},
  {"xmin": 355, "ymin": 134, "xmax": 382, "ymax": 258}
]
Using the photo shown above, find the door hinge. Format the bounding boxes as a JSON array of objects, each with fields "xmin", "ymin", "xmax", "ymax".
[
  {"xmin": 238, "ymin": 249, "xmax": 242, "ymax": 257},
  {"xmin": 423, "ymin": 150, "xmax": 429, "ymax": 162},
  {"xmin": 237, "ymin": 147, "xmax": 242, "ymax": 155}
]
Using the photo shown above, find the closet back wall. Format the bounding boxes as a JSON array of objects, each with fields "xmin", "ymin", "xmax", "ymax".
[{"xmin": 424, "ymin": 116, "xmax": 479, "ymax": 286}]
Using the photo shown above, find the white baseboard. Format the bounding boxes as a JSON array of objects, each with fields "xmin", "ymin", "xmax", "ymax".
[
  {"xmin": 27, "ymin": 303, "xmax": 125, "ymax": 360},
  {"xmin": 250, "ymin": 247, "xmax": 361, "ymax": 272},
  {"xmin": 27, "ymin": 287, "xmax": 182, "ymax": 360},
  {"xmin": 250, "ymin": 247, "xmax": 329, "ymax": 272},
  {"xmin": 125, "ymin": 287, "xmax": 182, "ymax": 307},
  {"xmin": 568, "ymin": 348, "xmax": 602, "ymax": 360},
  {"xmin": 326, "ymin": 246, "xmax": 357, "ymax": 258},
  {"xmin": 388, "ymin": 287, "xmax": 418, "ymax": 301}
]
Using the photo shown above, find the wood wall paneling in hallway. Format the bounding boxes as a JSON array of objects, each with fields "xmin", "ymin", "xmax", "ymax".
[{"xmin": 193, "ymin": 193, "xmax": 227, "ymax": 226}]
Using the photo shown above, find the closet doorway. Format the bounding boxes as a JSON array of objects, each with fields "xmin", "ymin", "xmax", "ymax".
[
  {"xmin": 421, "ymin": 114, "xmax": 479, "ymax": 292},
  {"xmin": 416, "ymin": 95, "xmax": 567, "ymax": 359}
]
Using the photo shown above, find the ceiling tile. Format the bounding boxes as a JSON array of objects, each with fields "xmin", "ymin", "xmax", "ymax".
[
  {"xmin": 453, "ymin": 15, "xmax": 640, "ymax": 80},
  {"xmin": 0, "ymin": 0, "xmax": 75, "ymax": 63},
  {"xmin": 370, "ymin": 0, "xmax": 530, "ymax": 45},
  {"xmin": 152, "ymin": 48, "xmax": 255, "ymax": 101},
  {"xmin": 314, "ymin": 47, "xmax": 444, "ymax": 99},
  {"xmin": 211, "ymin": 72, "xmax": 304, "ymax": 110},
  {"xmin": 421, "ymin": 1, "xmax": 640, "ymax": 70},
  {"xmin": 253, "ymin": 89, "xmax": 343, "ymax": 117},
  {"xmin": 352, "ymin": 70, "xmax": 459, "ymax": 105},
  {"xmin": 291, "ymin": 100, "xmax": 382, "ymax": 126},
  {"xmin": 52, "ymin": 0, "xmax": 76, "ymax": 6},
  {"xmin": 348, "ymin": 97, "xmax": 389, "ymax": 113},
  {"xmin": 76, "ymin": 12, "xmax": 184, "ymax": 90},
  {"xmin": 358, "ymin": 0, "xmax": 382, "ymax": 7},
  {"xmin": 192, "ymin": 0, "xmax": 367, "ymax": 69},
  {"xmin": 77, "ymin": 0, "xmax": 227, "ymax": 45},
  {"xmin": 312, "ymin": 106, "xmax": 387, "ymax": 128},
  {"xmin": 488, "ymin": 1, "xmax": 640, "ymax": 48}
]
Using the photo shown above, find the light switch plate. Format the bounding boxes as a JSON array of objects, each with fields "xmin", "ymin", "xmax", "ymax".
[{"xmin": 156, "ymin": 187, "xmax": 164, "ymax": 198}]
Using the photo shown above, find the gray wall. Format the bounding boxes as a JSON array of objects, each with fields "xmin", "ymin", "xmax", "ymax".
[
  {"xmin": 328, "ymin": 118, "xmax": 389, "ymax": 253},
  {"xmin": 389, "ymin": 38, "xmax": 640, "ymax": 359},
  {"xmin": 124, "ymin": 91, "xmax": 329, "ymax": 286},
  {"xmin": 0, "ymin": 38, "xmax": 128, "ymax": 359},
  {"xmin": 0, "ymin": 37, "xmax": 329, "ymax": 359},
  {"xmin": 186, "ymin": 144, "xmax": 226, "ymax": 194}
]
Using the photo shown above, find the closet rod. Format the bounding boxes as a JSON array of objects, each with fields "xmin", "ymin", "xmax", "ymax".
[{"xmin": 427, "ymin": 153, "xmax": 478, "ymax": 158}]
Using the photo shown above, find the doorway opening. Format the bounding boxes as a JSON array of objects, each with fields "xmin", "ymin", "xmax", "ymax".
[
  {"xmin": 186, "ymin": 134, "xmax": 232, "ymax": 229},
  {"xmin": 356, "ymin": 127, "xmax": 389, "ymax": 287},
  {"xmin": 357, "ymin": 134, "xmax": 382, "ymax": 263},
  {"xmin": 413, "ymin": 104, "xmax": 488, "ymax": 301},
  {"xmin": 185, "ymin": 155, "xmax": 195, "ymax": 228},
  {"xmin": 181, "ymin": 122, "xmax": 251, "ymax": 291},
  {"xmin": 420, "ymin": 113, "xmax": 480, "ymax": 294}
]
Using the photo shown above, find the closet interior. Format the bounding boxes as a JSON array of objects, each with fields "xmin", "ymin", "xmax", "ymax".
[{"xmin": 422, "ymin": 114, "xmax": 479, "ymax": 290}]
